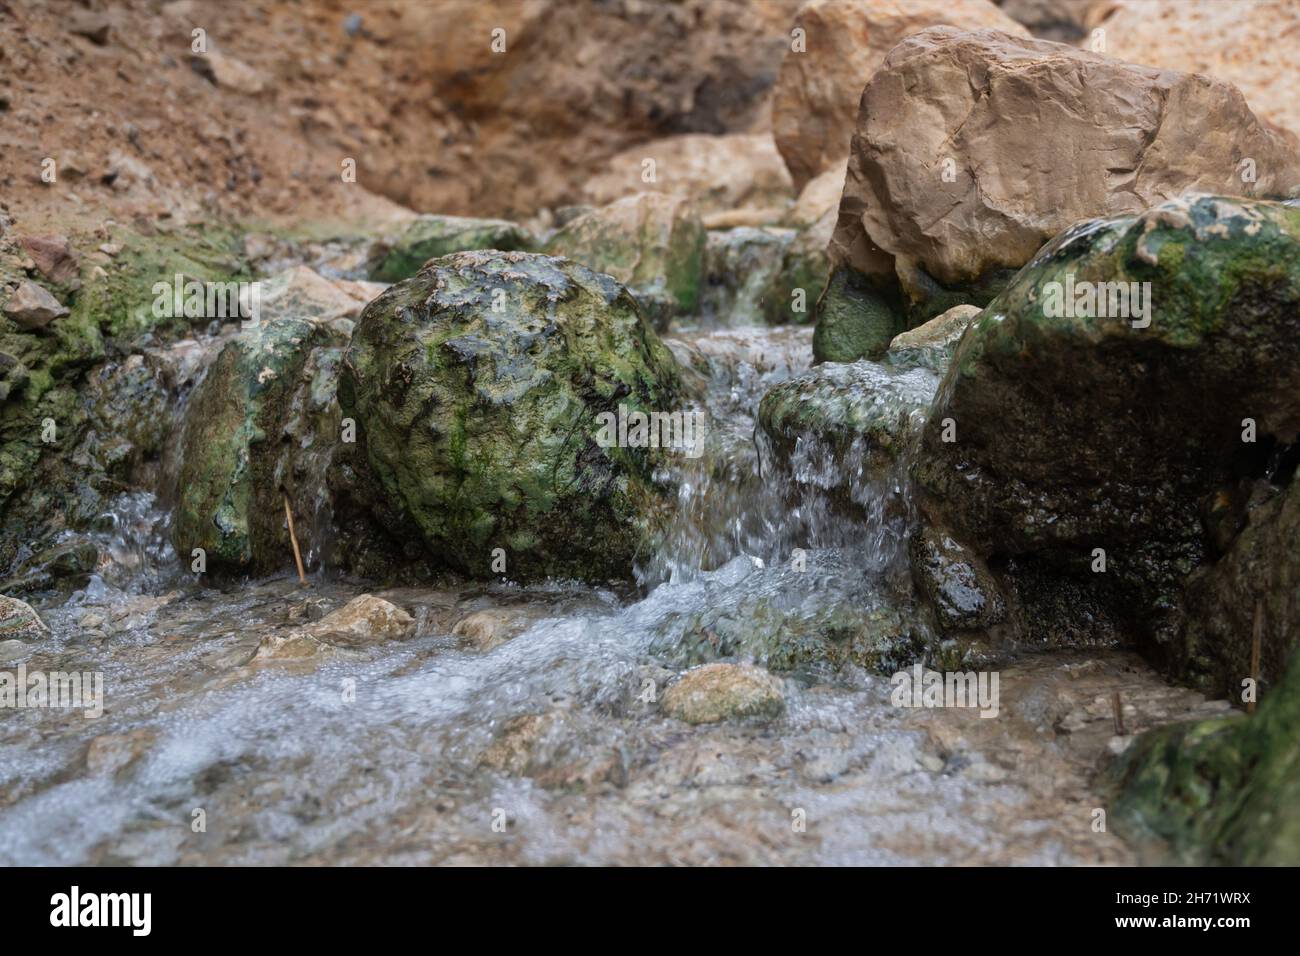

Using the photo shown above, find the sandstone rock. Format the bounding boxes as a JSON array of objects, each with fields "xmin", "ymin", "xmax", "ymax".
[
  {"xmin": 1095, "ymin": 0, "xmax": 1300, "ymax": 138},
  {"xmin": 3, "ymin": 280, "xmax": 69, "ymax": 329},
  {"xmin": 583, "ymin": 133, "xmax": 794, "ymax": 217},
  {"xmin": 370, "ymin": 215, "xmax": 534, "ymax": 282},
  {"xmin": 18, "ymin": 235, "xmax": 79, "ymax": 285},
  {"xmin": 452, "ymin": 607, "xmax": 537, "ymax": 651},
  {"xmin": 307, "ymin": 594, "xmax": 415, "ymax": 647},
  {"xmin": 340, "ymin": 250, "xmax": 683, "ymax": 583},
  {"xmin": 0, "ymin": 595, "xmax": 50, "ymax": 641},
  {"xmin": 915, "ymin": 195, "xmax": 1300, "ymax": 659},
  {"xmin": 786, "ymin": 162, "xmax": 845, "ymax": 229},
  {"xmin": 661, "ymin": 662, "xmax": 785, "ymax": 724},
  {"xmin": 257, "ymin": 265, "xmax": 376, "ymax": 330},
  {"xmin": 544, "ymin": 192, "xmax": 706, "ymax": 325},
  {"xmin": 773, "ymin": 0, "xmax": 1028, "ymax": 191},
  {"xmin": 887, "ymin": 304, "xmax": 981, "ymax": 371},
  {"xmin": 829, "ymin": 27, "xmax": 1300, "ymax": 311}
]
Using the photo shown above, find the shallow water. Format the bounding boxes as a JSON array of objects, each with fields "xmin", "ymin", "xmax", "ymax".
[{"xmin": 0, "ymin": 319, "xmax": 1228, "ymax": 866}]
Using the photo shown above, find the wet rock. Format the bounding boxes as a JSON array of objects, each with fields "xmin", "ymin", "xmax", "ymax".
[
  {"xmin": 3, "ymin": 280, "xmax": 68, "ymax": 329},
  {"xmin": 916, "ymin": 195, "xmax": 1300, "ymax": 662},
  {"xmin": 648, "ymin": 553, "xmax": 924, "ymax": 674},
  {"xmin": 909, "ymin": 527, "xmax": 1005, "ymax": 632},
  {"xmin": 811, "ymin": 266, "xmax": 904, "ymax": 362},
  {"xmin": 1112, "ymin": 648, "xmax": 1300, "ymax": 865},
  {"xmin": 0, "ymin": 595, "xmax": 50, "ymax": 641},
  {"xmin": 1176, "ymin": 479, "xmax": 1300, "ymax": 697},
  {"xmin": 583, "ymin": 133, "xmax": 794, "ymax": 217},
  {"xmin": 452, "ymin": 608, "xmax": 535, "ymax": 651},
  {"xmin": 173, "ymin": 317, "xmax": 345, "ymax": 574},
  {"xmin": 766, "ymin": 207, "xmax": 833, "ymax": 326},
  {"xmin": 0, "ymin": 540, "xmax": 99, "ymax": 595},
  {"xmin": 829, "ymin": 27, "xmax": 1300, "ymax": 316},
  {"xmin": 369, "ymin": 215, "xmax": 534, "ymax": 283},
  {"xmin": 1097, "ymin": 0, "xmax": 1300, "ymax": 139},
  {"xmin": 886, "ymin": 304, "xmax": 981, "ymax": 372},
  {"xmin": 86, "ymin": 730, "xmax": 156, "ymax": 776},
  {"xmin": 699, "ymin": 226, "xmax": 793, "ymax": 326},
  {"xmin": 340, "ymin": 250, "xmax": 683, "ymax": 583},
  {"xmin": 772, "ymin": 0, "xmax": 1027, "ymax": 191},
  {"xmin": 306, "ymin": 594, "xmax": 415, "ymax": 647},
  {"xmin": 759, "ymin": 359, "xmax": 937, "ymax": 470},
  {"xmin": 661, "ymin": 662, "xmax": 785, "ymax": 724},
  {"xmin": 257, "ymin": 265, "xmax": 377, "ymax": 332},
  {"xmin": 544, "ymin": 192, "xmax": 706, "ymax": 325}
]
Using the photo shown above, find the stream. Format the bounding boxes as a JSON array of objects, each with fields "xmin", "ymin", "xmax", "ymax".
[{"xmin": 0, "ymin": 307, "xmax": 1230, "ymax": 866}]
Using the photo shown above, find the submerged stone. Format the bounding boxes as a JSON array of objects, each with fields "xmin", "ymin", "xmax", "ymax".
[{"xmin": 661, "ymin": 662, "xmax": 785, "ymax": 724}]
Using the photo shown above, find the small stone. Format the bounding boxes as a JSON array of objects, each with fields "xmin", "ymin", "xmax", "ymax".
[
  {"xmin": 452, "ymin": 608, "xmax": 531, "ymax": 651},
  {"xmin": 68, "ymin": 10, "xmax": 112, "ymax": 45},
  {"xmin": 86, "ymin": 730, "xmax": 156, "ymax": 775},
  {"xmin": 661, "ymin": 662, "xmax": 785, "ymax": 724},
  {"xmin": 0, "ymin": 595, "xmax": 51, "ymax": 641},
  {"xmin": 19, "ymin": 234, "xmax": 78, "ymax": 284},
  {"xmin": 4, "ymin": 280, "xmax": 69, "ymax": 329},
  {"xmin": 305, "ymin": 594, "xmax": 415, "ymax": 647}
]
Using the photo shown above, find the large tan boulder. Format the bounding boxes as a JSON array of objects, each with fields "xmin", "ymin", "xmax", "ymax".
[
  {"xmin": 1092, "ymin": 0, "xmax": 1300, "ymax": 139},
  {"xmin": 583, "ymin": 133, "xmax": 794, "ymax": 216},
  {"xmin": 772, "ymin": 0, "xmax": 1028, "ymax": 192},
  {"xmin": 830, "ymin": 27, "xmax": 1300, "ymax": 292}
]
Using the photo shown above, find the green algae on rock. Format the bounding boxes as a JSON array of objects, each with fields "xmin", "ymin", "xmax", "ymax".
[
  {"xmin": 543, "ymin": 192, "xmax": 705, "ymax": 328},
  {"xmin": 1111, "ymin": 648, "xmax": 1300, "ymax": 865},
  {"xmin": 915, "ymin": 195, "xmax": 1300, "ymax": 665},
  {"xmin": 759, "ymin": 359, "xmax": 938, "ymax": 466},
  {"xmin": 340, "ymin": 250, "xmax": 685, "ymax": 583},
  {"xmin": 811, "ymin": 265, "xmax": 904, "ymax": 362},
  {"xmin": 370, "ymin": 214, "xmax": 535, "ymax": 283},
  {"xmin": 174, "ymin": 317, "xmax": 346, "ymax": 573}
]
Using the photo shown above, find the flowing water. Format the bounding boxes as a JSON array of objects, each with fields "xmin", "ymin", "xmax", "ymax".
[{"xmin": 0, "ymin": 305, "xmax": 1230, "ymax": 865}]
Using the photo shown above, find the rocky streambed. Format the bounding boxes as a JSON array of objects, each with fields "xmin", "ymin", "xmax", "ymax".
[{"xmin": 3, "ymin": 17, "xmax": 1299, "ymax": 868}]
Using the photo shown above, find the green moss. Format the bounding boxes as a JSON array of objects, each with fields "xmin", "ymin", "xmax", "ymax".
[
  {"xmin": 371, "ymin": 215, "xmax": 534, "ymax": 282},
  {"xmin": 812, "ymin": 266, "xmax": 905, "ymax": 362},
  {"xmin": 342, "ymin": 250, "xmax": 685, "ymax": 582},
  {"xmin": 1111, "ymin": 648, "xmax": 1300, "ymax": 865}
]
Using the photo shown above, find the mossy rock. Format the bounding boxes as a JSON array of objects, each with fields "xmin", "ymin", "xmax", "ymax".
[
  {"xmin": 811, "ymin": 265, "xmax": 905, "ymax": 362},
  {"xmin": 370, "ymin": 215, "xmax": 534, "ymax": 283},
  {"xmin": 1111, "ymin": 648, "xmax": 1300, "ymax": 865},
  {"xmin": 916, "ymin": 195, "xmax": 1300, "ymax": 660},
  {"xmin": 340, "ymin": 250, "xmax": 684, "ymax": 583},
  {"xmin": 0, "ymin": 225, "xmax": 251, "ymax": 575},
  {"xmin": 174, "ymin": 317, "xmax": 345, "ymax": 573},
  {"xmin": 765, "ymin": 207, "xmax": 832, "ymax": 326},
  {"xmin": 543, "ymin": 192, "xmax": 705, "ymax": 325}
]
